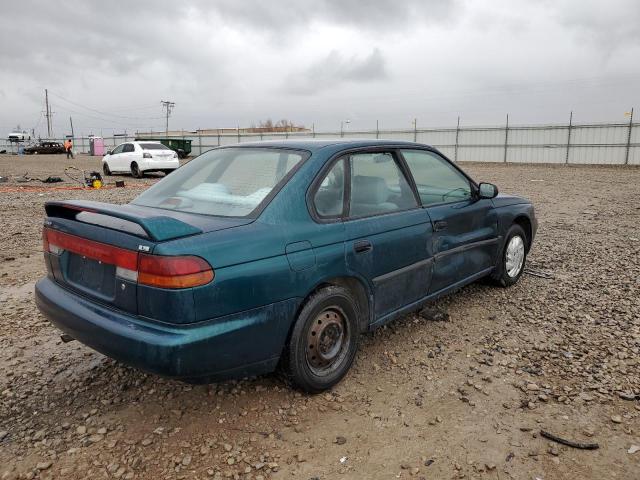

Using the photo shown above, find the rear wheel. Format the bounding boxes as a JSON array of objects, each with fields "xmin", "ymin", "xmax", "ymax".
[
  {"xmin": 130, "ymin": 162, "xmax": 143, "ymax": 178},
  {"xmin": 102, "ymin": 163, "xmax": 111, "ymax": 176},
  {"xmin": 491, "ymin": 224, "xmax": 528, "ymax": 287},
  {"xmin": 283, "ymin": 286, "xmax": 359, "ymax": 393}
]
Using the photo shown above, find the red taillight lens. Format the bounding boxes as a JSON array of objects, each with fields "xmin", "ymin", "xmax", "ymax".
[
  {"xmin": 44, "ymin": 228, "xmax": 138, "ymax": 270},
  {"xmin": 42, "ymin": 227, "xmax": 214, "ymax": 289},
  {"xmin": 137, "ymin": 254, "xmax": 214, "ymax": 289},
  {"xmin": 42, "ymin": 229, "xmax": 49, "ymax": 253}
]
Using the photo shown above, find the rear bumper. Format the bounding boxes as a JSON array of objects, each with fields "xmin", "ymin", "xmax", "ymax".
[
  {"xmin": 35, "ymin": 277, "xmax": 299, "ymax": 381},
  {"xmin": 139, "ymin": 158, "xmax": 179, "ymax": 171}
]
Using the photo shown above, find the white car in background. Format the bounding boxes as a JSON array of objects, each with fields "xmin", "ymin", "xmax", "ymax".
[{"xmin": 102, "ymin": 141, "xmax": 179, "ymax": 178}]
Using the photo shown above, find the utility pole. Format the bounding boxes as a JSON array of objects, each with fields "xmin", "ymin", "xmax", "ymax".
[
  {"xmin": 503, "ymin": 114, "xmax": 509, "ymax": 163},
  {"xmin": 454, "ymin": 116, "xmax": 460, "ymax": 162},
  {"xmin": 565, "ymin": 111, "xmax": 573, "ymax": 164},
  {"xmin": 44, "ymin": 89, "xmax": 52, "ymax": 138},
  {"xmin": 69, "ymin": 116, "xmax": 74, "ymax": 140},
  {"xmin": 160, "ymin": 100, "xmax": 175, "ymax": 136},
  {"xmin": 624, "ymin": 108, "xmax": 634, "ymax": 165}
]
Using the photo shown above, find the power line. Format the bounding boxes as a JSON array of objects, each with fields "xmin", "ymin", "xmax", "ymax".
[{"xmin": 48, "ymin": 91, "xmax": 164, "ymax": 120}]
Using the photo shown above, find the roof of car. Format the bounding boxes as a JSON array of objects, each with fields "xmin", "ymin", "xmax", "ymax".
[{"xmin": 225, "ymin": 139, "xmax": 432, "ymax": 152}]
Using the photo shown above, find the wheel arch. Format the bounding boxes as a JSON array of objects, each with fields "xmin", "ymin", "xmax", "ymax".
[
  {"xmin": 513, "ymin": 215, "xmax": 532, "ymax": 251},
  {"xmin": 286, "ymin": 275, "xmax": 372, "ymax": 345}
]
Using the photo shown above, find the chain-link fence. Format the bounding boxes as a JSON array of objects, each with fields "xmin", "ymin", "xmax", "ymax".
[{"xmin": 2, "ymin": 119, "xmax": 639, "ymax": 164}]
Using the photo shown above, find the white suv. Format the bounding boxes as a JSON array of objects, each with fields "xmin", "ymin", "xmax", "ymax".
[{"xmin": 102, "ymin": 141, "xmax": 179, "ymax": 178}]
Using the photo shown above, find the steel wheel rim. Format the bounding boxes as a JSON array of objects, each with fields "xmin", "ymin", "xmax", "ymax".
[
  {"xmin": 306, "ymin": 308, "xmax": 349, "ymax": 375},
  {"xmin": 505, "ymin": 235, "xmax": 525, "ymax": 278}
]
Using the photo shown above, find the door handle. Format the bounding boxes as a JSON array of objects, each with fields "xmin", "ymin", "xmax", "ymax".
[
  {"xmin": 353, "ymin": 240, "xmax": 373, "ymax": 254},
  {"xmin": 434, "ymin": 220, "xmax": 448, "ymax": 231}
]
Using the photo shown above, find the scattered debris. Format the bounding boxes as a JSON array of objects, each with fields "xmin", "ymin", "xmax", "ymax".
[
  {"xmin": 523, "ymin": 268, "xmax": 554, "ymax": 279},
  {"xmin": 418, "ymin": 306, "xmax": 450, "ymax": 322},
  {"xmin": 540, "ymin": 430, "xmax": 599, "ymax": 450},
  {"xmin": 629, "ymin": 445, "xmax": 640, "ymax": 455},
  {"xmin": 41, "ymin": 176, "xmax": 63, "ymax": 183}
]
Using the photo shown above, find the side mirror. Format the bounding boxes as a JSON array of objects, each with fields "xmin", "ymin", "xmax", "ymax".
[
  {"xmin": 478, "ymin": 182, "xmax": 499, "ymax": 199},
  {"xmin": 106, "ymin": 150, "xmax": 112, "ymax": 155}
]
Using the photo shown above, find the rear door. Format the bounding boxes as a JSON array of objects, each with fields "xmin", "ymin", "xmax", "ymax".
[
  {"xmin": 399, "ymin": 149, "xmax": 499, "ymax": 293},
  {"xmin": 342, "ymin": 151, "xmax": 433, "ymax": 320},
  {"xmin": 121, "ymin": 143, "xmax": 136, "ymax": 170}
]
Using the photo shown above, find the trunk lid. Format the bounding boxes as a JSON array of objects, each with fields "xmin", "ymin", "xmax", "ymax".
[{"xmin": 43, "ymin": 200, "xmax": 251, "ymax": 315}]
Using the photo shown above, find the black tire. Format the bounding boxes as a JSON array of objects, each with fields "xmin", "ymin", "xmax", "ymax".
[
  {"xmin": 283, "ymin": 286, "xmax": 359, "ymax": 393},
  {"xmin": 102, "ymin": 163, "xmax": 112, "ymax": 176},
  {"xmin": 491, "ymin": 224, "xmax": 528, "ymax": 287},
  {"xmin": 130, "ymin": 162, "xmax": 143, "ymax": 178}
]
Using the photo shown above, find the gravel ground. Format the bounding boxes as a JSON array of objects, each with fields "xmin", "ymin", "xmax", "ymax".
[{"xmin": 0, "ymin": 154, "xmax": 639, "ymax": 480}]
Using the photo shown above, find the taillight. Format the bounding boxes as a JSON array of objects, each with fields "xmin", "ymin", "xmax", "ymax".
[
  {"xmin": 143, "ymin": 152, "xmax": 152, "ymax": 158},
  {"xmin": 138, "ymin": 254, "xmax": 214, "ymax": 288},
  {"xmin": 42, "ymin": 227, "xmax": 214, "ymax": 289}
]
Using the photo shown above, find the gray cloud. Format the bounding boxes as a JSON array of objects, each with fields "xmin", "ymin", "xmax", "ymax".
[
  {"xmin": 1, "ymin": 1, "xmax": 639, "ymax": 135},
  {"xmin": 285, "ymin": 48, "xmax": 388, "ymax": 94},
  {"xmin": 203, "ymin": 0, "xmax": 460, "ymax": 33}
]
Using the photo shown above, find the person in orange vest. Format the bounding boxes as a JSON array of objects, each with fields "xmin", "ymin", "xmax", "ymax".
[{"xmin": 64, "ymin": 139, "xmax": 74, "ymax": 159}]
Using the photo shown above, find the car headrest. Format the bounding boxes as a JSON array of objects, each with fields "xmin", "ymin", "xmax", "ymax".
[{"xmin": 351, "ymin": 175, "xmax": 389, "ymax": 204}]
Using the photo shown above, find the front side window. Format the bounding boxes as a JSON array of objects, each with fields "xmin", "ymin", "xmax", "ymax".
[
  {"xmin": 111, "ymin": 144, "xmax": 124, "ymax": 155},
  {"xmin": 122, "ymin": 143, "xmax": 135, "ymax": 153},
  {"xmin": 132, "ymin": 147, "xmax": 307, "ymax": 217},
  {"xmin": 401, "ymin": 150, "xmax": 472, "ymax": 205},
  {"xmin": 348, "ymin": 152, "xmax": 418, "ymax": 218}
]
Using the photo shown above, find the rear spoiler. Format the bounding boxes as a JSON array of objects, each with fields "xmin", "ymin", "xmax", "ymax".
[{"xmin": 44, "ymin": 200, "xmax": 202, "ymax": 242}]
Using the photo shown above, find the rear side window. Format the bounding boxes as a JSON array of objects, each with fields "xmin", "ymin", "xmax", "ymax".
[
  {"xmin": 348, "ymin": 152, "xmax": 418, "ymax": 218},
  {"xmin": 401, "ymin": 150, "xmax": 471, "ymax": 205},
  {"xmin": 140, "ymin": 143, "xmax": 171, "ymax": 150},
  {"xmin": 313, "ymin": 159, "xmax": 345, "ymax": 218}
]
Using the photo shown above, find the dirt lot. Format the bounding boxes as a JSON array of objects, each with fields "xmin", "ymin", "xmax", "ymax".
[{"xmin": 0, "ymin": 154, "xmax": 639, "ymax": 480}]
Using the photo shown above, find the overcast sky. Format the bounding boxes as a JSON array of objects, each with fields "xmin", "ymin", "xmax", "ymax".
[{"xmin": 1, "ymin": 0, "xmax": 639, "ymax": 137}]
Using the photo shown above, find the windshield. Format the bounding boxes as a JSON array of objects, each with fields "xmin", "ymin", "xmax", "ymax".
[
  {"xmin": 140, "ymin": 143, "xmax": 171, "ymax": 150},
  {"xmin": 132, "ymin": 147, "xmax": 308, "ymax": 217}
]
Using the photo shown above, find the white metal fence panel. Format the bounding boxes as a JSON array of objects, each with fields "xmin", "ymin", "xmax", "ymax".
[
  {"xmin": 571, "ymin": 125, "xmax": 629, "ymax": 145},
  {"xmin": 416, "ymin": 129, "xmax": 456, "ymax": 146},
  {"xmin": 507, "ymin": 146, "xmax": 566, "ymax": 164},
  {"xmin": 457, "ymin": 146, "xmax": 504, "ymax": 162},
  {"xmin": 628, "ymin": 146, "xmax": 640, "ymax": 165},
  {"xmin": 377, "ymin": 131, "xmax": 415, "ymax": 141},
  {"xmin": 508, "ymin": 127, "xmax": 569, "ymax": 146},
  {"xmin": 459, "ymin": 128, "xmax": 505, "ymax": 145},
  {"xmin": 568, "ymin": 146, "xmax": 627, "ymax": 164}
]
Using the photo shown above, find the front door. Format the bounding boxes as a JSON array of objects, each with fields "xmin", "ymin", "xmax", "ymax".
[
  {"xmin": 109, "ymin": 144, "xmax": 125, "ymax": 171},
  {"xmin": 341, "ymin": 151, "xmax": 433, "ymax": 319},
  {"xmin": 399, "ymin": 149, "xmax": 499, "ymax": 294}
]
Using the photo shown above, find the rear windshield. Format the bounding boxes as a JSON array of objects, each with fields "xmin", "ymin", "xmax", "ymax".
[
  {"xmin": 140, "ymin": 143, "xmax": 171, "ymax": 150},
  {"xmin": 132, "ymin": 147, "xmax": 308, "ymax": 217}
]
